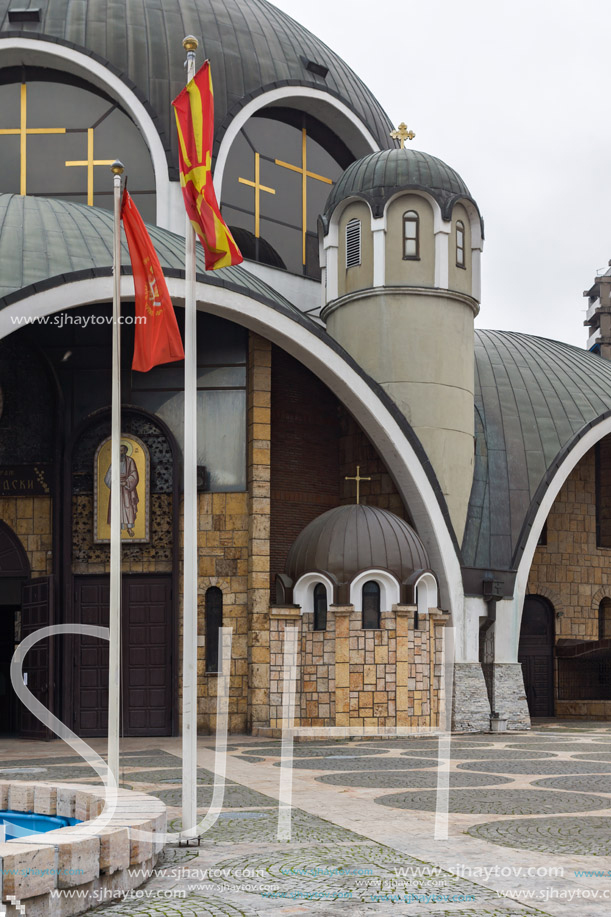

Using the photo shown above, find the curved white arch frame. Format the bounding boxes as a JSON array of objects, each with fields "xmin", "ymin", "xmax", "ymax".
[
  {"xmin": 0, "ymin": 38, "xmax": 172, "ymax": 228},
  {"xmin": 0, "ymin": 276, "xmax": 465, "ymax": 644},
  {"xmin": 414, "ymin": 571, "xmax": 439, "ymax": 617},
  {"xmin": 213, "ymin": 87, "xmax": 380, "ymax": 201},
  {"xmin": 495, "ymin": 415, "xmax": 611, "ymax": 663},
  {"xmin": 293, "ymin": 572, "xmax": 334, "ymax": 614},
  {"xmin": 349, "ymin": 569, "xmax": 400, "ymax": 612}
]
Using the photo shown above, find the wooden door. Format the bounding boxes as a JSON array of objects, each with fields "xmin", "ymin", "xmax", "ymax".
[
  {"xmin": 518, "ymin": 595, "xmax": 555, "ymax": 717},
  {"xmin": 72, "ymin": 575, "xmax": 173, "ymax": 737},
  {"xmin": 20, "ymin": 577, "xmax": 54, "ymax": 739}
]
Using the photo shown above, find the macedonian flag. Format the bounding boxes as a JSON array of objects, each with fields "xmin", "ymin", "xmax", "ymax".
[{"xmin": 172, "ymin": 61, "xmax": 243, "ymax": 270}]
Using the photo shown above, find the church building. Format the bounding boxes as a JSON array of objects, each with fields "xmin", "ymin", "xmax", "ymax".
[{"xmin": 1, "ymin": 0, "xmax": 611, "ymax": 740}]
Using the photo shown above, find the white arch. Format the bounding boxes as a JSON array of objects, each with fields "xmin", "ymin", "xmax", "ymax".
[
  {"xmin": 495, "ymin": 415, "xmax": 611, "ymax": 662},
  {"xmin": 293, "ymin": 573, "xmax": 334, "ymax": 614},
  {"xmin": 350, "ymin": 569, "xmax": 400, "ymax": 612},
  {"xmin": 0, "ymin": 38, "xmax": 172, "ymax": 228},
  {"xmin": 414, "ymin": 572, "xmax": 439, "ymax": 616},
  {"xmin": 0, "ymin": 275, "xmax": 464, "ymax": 628},
  {"xmin": 213, "ymin": 87, "xmax": 380, "ymax": 200}
]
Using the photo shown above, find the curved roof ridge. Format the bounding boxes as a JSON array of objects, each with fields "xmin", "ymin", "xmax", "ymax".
[{"xmin": 465, "ymin": 328, "xmax": 611, "ymax": 572}]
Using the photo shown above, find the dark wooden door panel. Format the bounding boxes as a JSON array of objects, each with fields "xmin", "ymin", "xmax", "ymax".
[
  {"xmin": 20, "ymin": 576, "xmax": 54, "ymax": 739},
  {"xmin": 72, "ymin": 575, "xmax": 172, "ymax": 737},
  {"xmin": 519, "ymin": 595, "xmax": 555, "ymax": 718}
]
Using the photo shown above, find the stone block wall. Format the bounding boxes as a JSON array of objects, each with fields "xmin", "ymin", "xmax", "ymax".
[
  {"xmin": 267, "ymin": 605, "xmax": 445, "ymax": 733},
  {"xmin": 0, "ymin": 495, "xmax": 52, "ymax": 576},
  {"xmin": 528, "ymin": 448, "xmax": 610, "ymax": 639}
]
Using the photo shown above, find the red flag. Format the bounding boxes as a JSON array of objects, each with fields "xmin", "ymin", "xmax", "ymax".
[
  {"xmin": 172, "ymin": 61, "xmax": 243, "ymax": 270},
  {"xmin": 120, "ymin": 189, "xmax": 185, "ymax": 372}
]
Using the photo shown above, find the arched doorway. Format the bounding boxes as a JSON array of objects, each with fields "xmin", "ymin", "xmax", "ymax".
[{"xmin": 518, "ymin": 595, "xmax": 555, "ymax": 717}]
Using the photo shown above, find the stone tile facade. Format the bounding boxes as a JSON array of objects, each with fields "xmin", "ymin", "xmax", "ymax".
[{"xmin": 0, "ymin": 495, "xmax": 52, "ymax": 576}]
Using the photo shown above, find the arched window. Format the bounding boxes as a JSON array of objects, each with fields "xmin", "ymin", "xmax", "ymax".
[
  {"xmin": 456, "ymin": 220, "xmax": 466, "ymax": 268},
  {"xmin": 600, "ymin": 598, "xmax": 611, "ymax": 640},
  {"xmin": 313, "ymin": 583, "xmax": 328, "ymax": 631},
  {"xmin": 205, "ymin": 587, "xmax": 223, "ymax": 673},
  {"xmin": 403, "ymin": 211, "xmax": 419, "ymax": 260},
  {"xmin": 362, "ymin": 580, "xmax": 381, "ymax": 629},
  {"xmin": 346, "ymin": 218, "xmax": 361, "ymax": 267}
]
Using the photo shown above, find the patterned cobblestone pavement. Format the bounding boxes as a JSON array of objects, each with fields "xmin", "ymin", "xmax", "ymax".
[
  {"xmin": 9, "ymin": 727, "xmax": 611, "ymax": 915},
  {"xmin": 467, "ymin": 816, "xmax": 611, "ymax": 856},
  {"xmin": 374, "ymin": 788, "xmax": 611, "ymax": 814},
  {"xmin": 458, "ymin": 758, "xmax": 611, "ymax": 775},
  {"xmin": 316, "ymin": 770, "xmax": 512, "ymax": 789}
]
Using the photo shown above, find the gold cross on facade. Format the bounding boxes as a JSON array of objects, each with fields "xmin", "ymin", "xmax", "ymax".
[
  {"xmin": 0, "ymin": 83, "xmax": 66, "ymax": 195},
  {"xmin": 345, "ymin": 465, "xmax": 371, "ymax": 504},
  {"xmin": 238, "ymin": 152, "xmax": 275, "ymax": 237},
  {"xmin": 390, "ymin": 122, "xmax": 416, "ymax": 149},
  {"xmin": 65, "ymin": 128, "xmax": 115, "ymax": 206},
  {"xmin": 275, "ymin": 128, "xmax": 332, "ymax": 266}
]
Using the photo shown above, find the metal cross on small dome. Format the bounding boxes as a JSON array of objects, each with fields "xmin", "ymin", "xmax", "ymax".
[
  {"xmin": 390, "ymin": 122, "xmax": 416, "ymax": 148},
  {"xmin": 345, "ymin": 465, "xmax": 371, "ymax": 504}
]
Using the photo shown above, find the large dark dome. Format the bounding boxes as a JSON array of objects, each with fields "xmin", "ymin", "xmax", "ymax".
[
  {"xmin": 0, "ymin": 0, "xmax": 395, "ymax": 178},
  {"xmin": 286, "ymin": 504, "xmax": 430, "ymax": 585},
  {"xmin": 323, "ymin": 147, "xmax": 482, "ymax": 228}
]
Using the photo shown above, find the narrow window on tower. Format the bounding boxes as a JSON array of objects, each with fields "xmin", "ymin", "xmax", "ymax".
[
  {"xmin": 346, "ymin": 218, "xmax": 361, "ymax": 267},
  {"xmin": 403, "ymin": 211, "xmax": 419, "ymax": 259},
  {"xmin": 313, "ymin": 583, "xmax": 328, "ymax": 631},
  {"xmin": 456, "ymin": 220, "xmax": 466, "ymax": 268},
  {"xmin": 362, "ymin": 580, "xmax": 381, "ymax": 629},
  {"xmin": 205, "ymin": 586, "xmax": 223, "ymax": 673}
]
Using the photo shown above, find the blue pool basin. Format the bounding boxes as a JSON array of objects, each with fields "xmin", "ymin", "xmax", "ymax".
[{"xmin": 0, "ymin": 810, "xmax": 81, "ymax": 841}]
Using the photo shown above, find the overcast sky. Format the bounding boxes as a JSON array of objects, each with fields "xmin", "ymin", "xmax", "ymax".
[{"xmin": 272, "ymin": 0, "xmax": 608, "ymax": 348}]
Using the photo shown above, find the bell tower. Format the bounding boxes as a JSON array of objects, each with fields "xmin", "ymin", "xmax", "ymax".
[{"xmin": 319, "ymin": 131, "xmax": 484, "ymax": 542}]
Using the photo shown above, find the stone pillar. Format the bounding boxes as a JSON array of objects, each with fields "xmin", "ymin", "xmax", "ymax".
[
  {"xmin": 429, "ymin": 610, "xmax": 448, "ymax": 728},
  {"xmin": 247, "ymin": 334, "xmax": 272, "ymax": 731},
  {"xmin": 395, "ymin": 605, "xmax": 414, "ymax": 727},
  {"xmin": 452, "ymin": 663, "xmax": 491, "ymax": 732},
  {"xmin": 266, "ymin": 606, "xmax": 301, "ymax": 737},
  {"xmin": 490, "ymin": 662, "xmax": 531, "ymax": 730},
  {"xmin": 333, "ymin": 605, "xmax": 353, "ymax": 727}
]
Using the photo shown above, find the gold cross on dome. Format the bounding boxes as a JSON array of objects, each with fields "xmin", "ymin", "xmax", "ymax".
[
  {"xmin": 345, "ymin": 465, "xmax": 371, "ymax": 504},
  {"xmin": 390, "ymin": 122, "xmax": 416, "ymax": 149},
  {"xmin": 239, "ymin": 152, "xmax": 276, "ymax": 237},
  {"xmin": 275, "ymin": 128, "xmax": 332, "ymax": 266},
  {"xmin": 65, "ymin": 128, "xmax": 115, "ymax": 206},
  {"xmin": 0, "ymin": 83, "xmax": 66, "ymax": 195}
]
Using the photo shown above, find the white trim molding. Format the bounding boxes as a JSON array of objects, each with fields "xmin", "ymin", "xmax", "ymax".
[
  {"xmin": 213, "ymin": 88, "xmax": 380, "ymax": 199},
  {"xmin": 293, "ymin": 573, "xmax": 335, "ymax": 614},
  {"xmin": 414, "ymin": 571, "xmax": 438, "ymax": 616},
  {"xmin": 350, "ymin": 569, "xmax": 400, "ymax": 612},
  {"xmin": 0, "ymin": 38, "xmax": 172, "ymax": 229}
]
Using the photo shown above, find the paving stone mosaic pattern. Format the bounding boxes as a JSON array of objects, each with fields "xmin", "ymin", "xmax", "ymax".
[
  {"xmin": 533, "ymin": 774, "xmax": 611, "ymax": 792},
  {"xmin": 399, "ymin": 748, "xmax": 557, "ymax": 759},
  {"xmin": 458, "ymin": 758, "xmax": 611, "ymax": 775},
  {"xmin": 467, "ymin": 815, "xmax": 611, "ymax": 856},
  {"xmin": 316, "ymin": 770, "xmax": 514, "ymax": 789},
  {"xmin": 374, "ymin": 788, "xmax": 611, "ymax": 815},
  {"xmin": 274, "ymin": 756, "xmax": 439, "ymax": 771}
]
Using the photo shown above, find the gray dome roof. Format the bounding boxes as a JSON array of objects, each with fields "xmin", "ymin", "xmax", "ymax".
[
  {"xmin": 322, "ymin": 148, "xmax": 483, "ymax": 229},
  {"xmin": 464, "ymin": 330, "xmax": 611, "ymax": 573},
  {"xmin": 286, "ymin": 504, "xmax": 430, "ymax": 585},
  {"xmin": 0, "ymin": 193, "xmax": 298, "ymax": 316},
  {"xmin": 0, "ymin": 0, "xmax": 395, "ymax": 179}
]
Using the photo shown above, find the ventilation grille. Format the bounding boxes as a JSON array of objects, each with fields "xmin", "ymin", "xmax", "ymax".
[{"xmin": 346, "ymin": 218, "xmax": 361, "ymax": 268}]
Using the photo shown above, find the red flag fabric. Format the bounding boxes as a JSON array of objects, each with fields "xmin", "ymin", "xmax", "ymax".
[
  {"xmin": 120, "ymin": 189, "xmax": 185, "ymax": 372},
  {"xmin": 172, "ymin": 61, "xmax": 243, "ymax": 270}
]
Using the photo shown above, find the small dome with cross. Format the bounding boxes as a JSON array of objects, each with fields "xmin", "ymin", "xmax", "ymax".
[
  {"xmin": 281, "ymin": 504, "xmax": 433, "ymax": 607},
  {"xmin": 322, "ymin": 146, "xmax": 482, "ymax": 228}
]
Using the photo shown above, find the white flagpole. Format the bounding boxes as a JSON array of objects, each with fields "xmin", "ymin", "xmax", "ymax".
[
  {"xmin": 182, "ymin": 34, "xmax": 199, "ymax": 837},
  {"xmin": 108, "ymin": 160, "xmax": 124, "ymax": 784}
]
